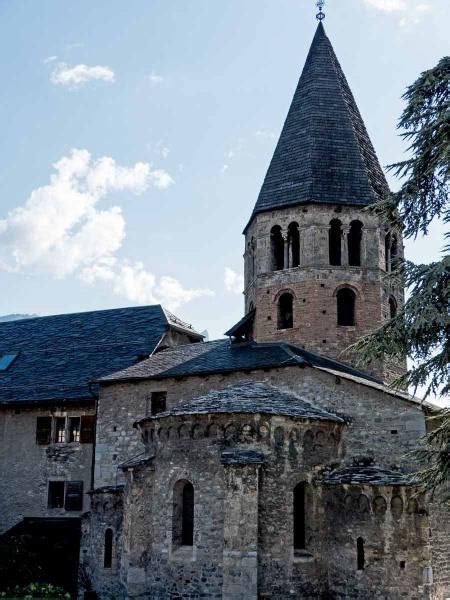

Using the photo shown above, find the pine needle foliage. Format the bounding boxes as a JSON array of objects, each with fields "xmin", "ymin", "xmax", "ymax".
[{"xmin": 350, "ymin": 57, "xmax": 449, "ymax": 501}]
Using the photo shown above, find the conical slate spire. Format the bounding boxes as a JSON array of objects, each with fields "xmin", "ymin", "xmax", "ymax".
[{"xmin": 248, "ymin": 23, "xmax": 389, "ymax": 225}]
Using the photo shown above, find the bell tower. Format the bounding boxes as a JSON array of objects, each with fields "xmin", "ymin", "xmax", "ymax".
[{"xmin": 241, "ymin": 23, "xmax": 405, "ymax": 383}]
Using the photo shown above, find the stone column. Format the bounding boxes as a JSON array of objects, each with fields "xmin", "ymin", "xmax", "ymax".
[
  {"xmin": 342, "ymin": 227, "xmax": 349, "ymax": 266},
  {"xmin": 222, "ymin": 450, "xmax": 262, "ymax": 600},
  {"xmin": 283, "ymin": 235, "xmax": 289, "ymax": 269}
]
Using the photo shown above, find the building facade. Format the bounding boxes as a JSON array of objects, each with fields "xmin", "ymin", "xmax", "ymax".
[{"xmin": 78, "ymin": 22, "xmax": 448, "ymax": 600}]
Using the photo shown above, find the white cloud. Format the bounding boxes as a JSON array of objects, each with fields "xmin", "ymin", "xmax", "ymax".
[
  {"xmin": 224, "ymin": 267, "xmax": 244, "ymax": 295},
  {"xmin": 148, "ymin": 72, "xmax": 164, "ymax": 85},
  {"xmin": 44, "ymin": 55, "xmax": 58, "ymax": 64},
  {"xmin": 51, "ymin": 63, "xmax": 115, "ymax": 88},
  {"xmin": 160, "ymin": 147, "xmax": 170, "ymax": 158},
  {"xmin": 364, "ymin": 0, "xmax": 430, "ymax": 25},
  {"xmin": 221, "ymin": 164, "xmax": 229, "ymax": 174},
  {"xmin": 255, "ymin": 129, "xmax": 276, "ymax": 141},
  {"xmin": 0, "ymin": 149, "xmax": 210, "ymax": 311}
]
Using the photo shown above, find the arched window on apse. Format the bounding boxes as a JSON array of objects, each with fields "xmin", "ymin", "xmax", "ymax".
[
  {"xmin": 293, "ymin": 483, "xmax": 306, "ymax": 551},
  {"xmin": 329, "ymin": 219, "xmax": 342, "ymax": 266},
  {"xmin": 288, "ymin": 222, "xmax": 300, "ymax": 268},
  {"xmin": 173, "ymin": 480, "xmax": 194, "ymax": 547},
  {"xmin": 271, "ymin": 226, "xmax": 284, "ymax": 271},
  {"xmin": 277, "ymin": 293, "xmax": 294, "ymax": 330},
  {"xmin": 104, "ymin": 528, "xmax": 113, "ymax": 568},
  {"xmin": 337, "ymin": 288, "xmax": 356, "ymax": 326},
  {"xmin": 348, "ymin": 220, "xmax": 363, "ymax": 266},
  {"xmin": 389, "ymin": 296, "xmax": 397, "ymax": 319},
  {"xmin": 357, "ymin": 537, "xmax": 365, "ymax": 570}
]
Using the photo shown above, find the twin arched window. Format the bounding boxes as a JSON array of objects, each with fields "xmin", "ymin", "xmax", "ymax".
[
  {"xmin": 173, "ymin": 480, "xmax": 194, "ymax": 547},
  {"xmin": 329, "ymin": 219, "xmax": 363, "ymax": 266},
  {"xmin": 270, "ymin": 223, "xmax": 300, "ymax": 271},
  {"xmin": 337, "ymin": 288, "xmax": 356, "ymax": 326}
]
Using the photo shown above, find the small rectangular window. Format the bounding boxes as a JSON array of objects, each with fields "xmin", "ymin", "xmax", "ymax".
[
  {"xmin": 65, "ymin": 481, "xmax": 83, "ymax": 511},
  {"xmin": 36, "ymin": 416, "xmax": 52, "ymax": 445},
  {"xmin": 48, "ymin": 481, "xmax": 65, "ymax": 509},
  {"xmin": 0, "ymin": 353, "xmax": 18, "ymax": 371},
  {"xmin": 151, "ymin": 391, "xmax": 167, "ymax": 415},
  {"xmin": 80, "ymin": 415, "xmax": 95, "ymax": 443},
  {"xmin": 54, "ymin": 417, "xmax": 66, "ymax": 443},
  {"xmin": 69, "ymin": 417, "xmax": 81, "ymax": 443}
]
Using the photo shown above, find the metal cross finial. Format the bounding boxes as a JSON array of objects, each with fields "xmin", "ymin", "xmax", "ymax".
[{"xmin": 316, "ymin": 0, "xmax": 325, "ymax": 21}]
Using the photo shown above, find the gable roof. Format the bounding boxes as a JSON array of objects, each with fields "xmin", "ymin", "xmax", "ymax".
[
  {"xmin": 100, "ymin": 338, "xmax": 381, "ymax": 385},
  {"xmin": 0, "ymin": 305, "xmax": 201, "ymax": 406},
  {"xmin": 246, "ymin": 23, "xmax": 389, "ymax": 230},
  {"xmin": 138, "ymin": 380, "xmax": 344, "ymax": 423}
]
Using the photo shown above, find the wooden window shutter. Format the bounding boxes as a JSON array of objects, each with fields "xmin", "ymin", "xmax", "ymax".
[
  {"xmin": 65, "ymin": 481, "xmax": 83, "ymax": 511},
  {"xmin": 36, "ymin": 416, "xmax": 52, "ymax": 445},
  {"xmin": 80, "ymin": 415, "xmax": 95, "ymax": 443}
]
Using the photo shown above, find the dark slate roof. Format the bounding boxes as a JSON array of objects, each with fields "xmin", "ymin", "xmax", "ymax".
[
  {"xmin": 224, "ymin": 309, "xmax": 255, "ymax": 339},
  {"xmin": 246, "ymin": 23, "xmax": 389, "ymax": 229},
  {"xmin": 322, "ymin": 465, "xmax": 415, "ymax": 486},
  {"xmin": 0, "ymin": 305, "xmax": 201, "ymax": 405},
  {"xmin": 221, "ymin": 448, "xmax": 265, "ymax": 465},
  {"xmin": 101, "ymin": 339, "xmax": 381, "ymax": 385},
  {"xmin": 140, "ymin": 381, "xmax": 343, "ymax": 423}
]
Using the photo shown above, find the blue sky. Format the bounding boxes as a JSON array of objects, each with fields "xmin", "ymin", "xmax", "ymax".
[{"xmin": 0, "ymin": 0, "xmax": 448, "ymax": 344}]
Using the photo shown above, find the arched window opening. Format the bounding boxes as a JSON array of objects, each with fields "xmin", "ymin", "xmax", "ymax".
[
  {"xmin": 104, "ymin": 528, "xmax": 113, "ymax": 568},
  {"xmin": 271, "ymin": 226, "xmax": 284, "ymax": 271},
  {"xmin": 288, "ymin": 222, "xmax": 300, "ymax": 268},
  {"xmin": 348, "ymin": 220, "xmax": 363, "ymax": 266},
  {"xmin": 357, "ymin": 537, "xmax": 365, "ymax": 570},
  {"xmin": 389, "ymin": 296, "xmax": 397, "ymax": 319},
  {"xmin": 277, "ymin": 293, "xmax": 293, "ymax": 330},
  {"xmin": 293, "ymin": 483, "xmax": 306, "ymax": 551},
  {"xmin": 337, "ymin": 288, "xmax": 356, "ymax": 326},
  {"xmin": 390, "ymin": 235, "xmax": 398, "ymax": 270},
  {"xmin": 173, "ymin": 480, "xmax": 194, "ymax": 547},
  {"xmin": 329, "ymin": 219, "xmax": 342, "ymax": 266}
]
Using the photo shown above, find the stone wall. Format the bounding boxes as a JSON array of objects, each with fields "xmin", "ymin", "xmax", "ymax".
[
  {"xmin": 0, "ymin": 403, "xmax": 95, "ymax": 534},
  {"xmin": 95, "ymin": 364, "xmax": 425, "ymax": 489},
  {"xmin": 100, "ymin": 409, "xmax": 433, "ymax": 599},
  {"xmin": 244, "ymin": 203, "xmax": 406, "ymax": 381}
]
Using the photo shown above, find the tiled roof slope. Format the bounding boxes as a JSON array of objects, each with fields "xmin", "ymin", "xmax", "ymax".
[
  {"xmin": 140, "ymin": 381, "xmax": 343, "ymax": 422},
  {"xmin": 323, "ymin": 464, "xmax": 415, "ymax": 486},
  {"xmin": 0, "ymin": 305, "xmax": 200, "ymax": 405},
  {"xmin": 247, "ymin": 23, "xmax": 389, "ymax": 228},
  {"xmin": 101, "ymin": 339, "xmax": 380, "ymax": 384}
]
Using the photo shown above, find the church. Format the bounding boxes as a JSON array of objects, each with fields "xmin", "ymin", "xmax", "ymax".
[{"xmin": 0, "ymin": 17, "xmax": 448, "ymax": 600}]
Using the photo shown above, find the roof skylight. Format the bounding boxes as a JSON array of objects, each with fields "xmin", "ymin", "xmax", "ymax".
[{"xmin": 0, "ymin": 353, "xmax": 18, "ymax": 371}]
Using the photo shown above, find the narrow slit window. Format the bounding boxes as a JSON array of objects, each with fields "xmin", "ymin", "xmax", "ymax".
[
  {"xmin": 104, "ymin": 528, "xmax": 113, "ymax": 568},
  {"xmin": 357, "ymin": 537, "xmax": 365, "ymax": 570},
  {"xmin": 173, "ymin": 480, "xmax": 194, "ymax": 547},
  {"xmin": 337, "ymin": 288, "xmax": 356, "ymax": 326},
  {"xmin": 293, "ymin": 483, "xmax": 306, "ymax": 551},
  {"xmin": 329, "ymin": 220, "xmax": 342, "ymax": 266},
  {"xmin": 348, "ymin": 220, "xmax": 363, "ymax": 266}
]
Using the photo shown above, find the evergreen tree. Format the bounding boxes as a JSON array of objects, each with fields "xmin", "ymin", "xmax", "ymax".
[{"xmin": 351, "ymin": 56, "xmax": 449, "ymax": 500}]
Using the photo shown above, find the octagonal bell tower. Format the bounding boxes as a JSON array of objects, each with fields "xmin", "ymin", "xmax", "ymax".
[{"xmin": 241, "ymin": 23, "xmax": 405, "ymax": 383}]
